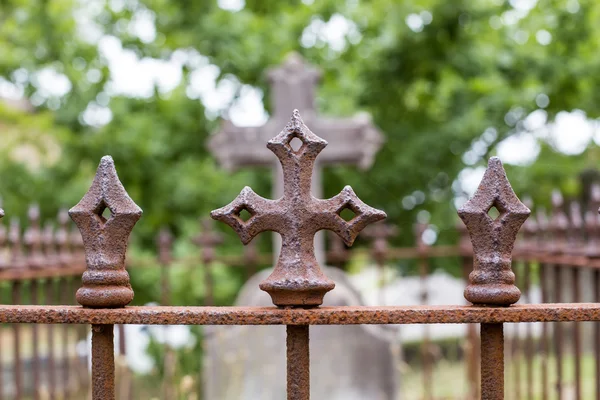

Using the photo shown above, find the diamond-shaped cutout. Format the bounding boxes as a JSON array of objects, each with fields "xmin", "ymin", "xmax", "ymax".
[
  {"xmin": 235, "ymin": 205, "xmax": 254, "ymax": 223},
  {"xmin": 337, "ymin": 203, "xmax": 358, "ymax": 222},
  {"xmin": 289, "ymin": 137, "xmax": 303, "ymax": 152},
  {"xmin": 488, "ymin": 206, "xmax": 501, "ymax": 221},
  {"xmin": 93, "ymin": 200, "xmax": 113, "ymax": 226},
  {"xmin": 285, "ymin": 134, "xmax": 305, "ymax": 153}
]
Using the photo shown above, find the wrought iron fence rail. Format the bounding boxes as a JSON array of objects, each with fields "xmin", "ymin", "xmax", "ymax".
[{"xmin": 0, "ymin": 303, "xmax": 599, "ymax": 325}]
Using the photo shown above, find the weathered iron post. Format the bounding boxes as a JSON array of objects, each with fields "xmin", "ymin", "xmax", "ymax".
[
  {"xmin": 414, "ymin": 222, "xmax": 432, "ymax": 400},
  {"xmin": 549, "ymin": 190, "xmax": 568, "ymax": 397},
  {"xmin": 458, "ymin": 157, "xmax": 530, "ymax": 400},
  {"xmin": 9, "ymin": 218, "xmax": 25, "ymax": 399},
  {"xmin": 24, "ymin": 204, "xmax": 43, "ymax": 400},
  {"xmin": 157, "ymin": 227, "xmax": 173, "ymax": 306},
  {"xmin": 363, "ymin": 221, "xmax": 397, "ymax": 305},
  {"xmin": 55, "ymin": 208, "xmax": 73, "ymax": 398},
  {"xmin": 585, "ymin": 184, "xmax": 600, "ymax": 400},
  {"xmin": 69, "ymin": 156, "xmax": 142, "ymax": 400},
  {"xmin": 212, "ymin": 110, "xmax": 385, "ymax": 400},
  {"xmin": 192, "ymin": 218, "xmax": 223, "ymax": 306}
]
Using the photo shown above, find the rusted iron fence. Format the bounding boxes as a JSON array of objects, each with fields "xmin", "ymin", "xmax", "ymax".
[{"xmin": 2, "ymin": 110, "xmax": 600, "ymax": 400}]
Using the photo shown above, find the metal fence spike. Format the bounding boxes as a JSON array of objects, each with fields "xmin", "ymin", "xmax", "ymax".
[
  {"xmin": 458, "ymin": 157, "xmax": 530, "ymax": 306},
  {"xmin": 69, "ymin": 156, "xmax": 142, "ymax": 308}
]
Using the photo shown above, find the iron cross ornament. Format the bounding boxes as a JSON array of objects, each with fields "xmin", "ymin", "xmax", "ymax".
[{"xmin": 212, "ymin": 110, "xmax": 386, "ymax": 307}]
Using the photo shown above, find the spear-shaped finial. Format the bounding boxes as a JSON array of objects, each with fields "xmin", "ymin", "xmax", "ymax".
[
  {"xmin": 69, "ymin": 156, "xmax": 142, "ymax": 308},
  {"xmin": 458, "ymin": 157, "xmax": 530, "ymax": 306}
]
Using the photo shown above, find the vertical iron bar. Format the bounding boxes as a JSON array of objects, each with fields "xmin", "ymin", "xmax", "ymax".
[
  {"xmin": 12, "ymin": 281, "xmax": 22, "ymax": 400},
  {"xmin": 480, "ymin": 323, "xmax": 504, "ymax": 400},
  {"xmin": 286, "ymin": 325, "xmax": 310, "ymax": 400},
  {"xmin": 91, "ymin": 325, "xmax": 115, "ymax": 400},
  {"xmin": 572, "ymin": 267, "xmax": 581, "ymax": 400},
  {"xmin": 46, "ymin": 278, "xmax": 56, "ymax": 400},
  {"xmin": 512, "ymin": 264, "xmax": 521, "ymax": 400},
  {"xmin": 463, "ymin": 255, "xmax": 479, "ymax": 400},
  {"xmin": 524, "ymin": 261, "xmax": 533, "ymax": 400},
  {"xmin": 31, "ymin": 279, "xmax": 40, "ymax": 400},
  {"xmin": 595, "ymin": 269, "xmax": 600, "ymax": 400},
  {"xmin": 204, "ymin": 261, "xmax": 214, "ymax": 306},
  {"xmin": 418, "ymin": 248, "xmax": 431, "ymax": 400},
  {"xmin": 60, "ymin": 277, "xmax": 70, "ymax": 399},
  {"xmin": 554, "ymin": 265, "xmax": 563, "ymax": 399},
  {"xmin": 540, "ymin": 263, "xmax": 549, "ymax": 400}
]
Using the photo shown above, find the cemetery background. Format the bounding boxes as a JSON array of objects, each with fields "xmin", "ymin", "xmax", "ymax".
[{"xmin": 2, "ymin": 0, "xmax": 600, "ymax": 398}]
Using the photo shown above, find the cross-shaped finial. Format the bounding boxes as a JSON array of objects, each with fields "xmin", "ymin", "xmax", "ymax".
[
  {"xmin": 69, "ymin": 156, "xmax": 142, "ymax": 308},
  {"xmin": 363, "ymin": 221, "xmax": 398, "ymax": 266},
  {"xmin": 458, "ymin": 157, "xmax": 530, "ymax": 306},
  {"xmin": 212, "ymin": 110, "xmax": 386, "ymax": 306}
]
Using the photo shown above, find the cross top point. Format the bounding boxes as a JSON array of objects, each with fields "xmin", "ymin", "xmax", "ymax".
[{"xmin": 212, "ymin": 110, "xmax": 386, "ymax": 307}]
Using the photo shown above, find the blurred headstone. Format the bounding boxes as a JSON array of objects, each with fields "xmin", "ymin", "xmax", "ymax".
[{"xmin": 203, "ymin": 267, "xmax": 400, "ymax": 400}]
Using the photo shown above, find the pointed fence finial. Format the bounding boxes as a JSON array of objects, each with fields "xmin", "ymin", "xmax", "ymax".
[
  {"xmin": 24, "ymin": 204, "xmax": 44, "ymax": 269},
  {"xmin": 55, "ymin": 209, "xmax": 71, "ymax": 266},
  {"xmin": 69, "ymin": 156, "xmax": 142, "ymax": 308},
  {"xmin": 212, "ymin": 110, "xmax": 386, "ymax": 306},
  {"xmin": 458, "ymin": 157, "xmax": 530, "ymax": 306},
  {"xmin": 9, "ymin": 218, "xmax": 26, "ymax": 269}
]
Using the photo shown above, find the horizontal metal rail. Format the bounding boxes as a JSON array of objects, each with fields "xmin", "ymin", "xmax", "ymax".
[{"xmin": 0, "ymin": 303, "xmax": 599, "ymax": 325}]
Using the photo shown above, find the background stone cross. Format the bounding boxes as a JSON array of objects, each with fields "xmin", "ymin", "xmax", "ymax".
[
  {"xmin": 458, "ymin": 157, "xmax": 530, "ymax": 306},
  {"xmin": 212, "ymin": 110, "xmax": 386, "ymax": 307}
]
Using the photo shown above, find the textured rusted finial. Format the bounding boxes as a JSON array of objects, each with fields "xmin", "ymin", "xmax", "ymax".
[
  {"xmin": 212, "ymin": 110, "xmax": 387, "ymax": 306},
  {"xmin": 458, "ymin": 157, "xmax": 530, "ymax": 306},
  {"xmin": 326, "ymin": 231, "xmax": 349, "ymax": 268},
  {"xmin": 363, "ymin": 221, "xmax": 398, "ymax": 266},
  {"xmin": 69, "ymin": 156, "xmax": 142, "ymax": 308},
  {"xmin": 550, "ymin": 190, "xmax": 569, "ymax": 254},
  {"xmin": 42, "ymin": 222, "xmax": 59, "ymax": 267},
  {"xmin": 586, "ymin": 184, "xmax": 600, "ymax": 258},
  {"xmin": 193, "ymin": 218, "xmax": 223, "ymax": 264},
  {"xmin": 157, "ymin": 227, "xmax": 173, "ymax": 266},
  {"xmin": 55, "ymin": 209, "xmax": 71, "ymax": 266},
  {"xmin": 24, "ymin": 204, "xmax": 44, "ymax": 269},
  {"xmin": 0, "ymin": 200, "xmax": 7, "ymax": 269},
  {"xmin": 9, "ymin": 218, "xmax": 27, "ymax": 269}
]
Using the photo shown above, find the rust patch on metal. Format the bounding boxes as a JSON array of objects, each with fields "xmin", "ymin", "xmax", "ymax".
[
  {"xmin": 458, "ymin": 157, "xmax": 530, "ymax": 306},
  {"xmin": 1, "ymin": 303, "xmax": 600, "ymax": 325},
  {"xmin": 212, "ymin": 110, "xmax": 386, "ymax": 307},
  {"xmin": 91, "ymin": 324, "xmax": 115, "ymax": 400},
  {"xmin": 363, "ymin": 221, "xmax": 397, "ymax": 266},
  {"xmin": 69, "ymin": 156, "xmax": 142, "ymax": 308},
  {"xmin": 480, "ymin": 323, "xmax": 504, "ymax": 400},
  {"xmin": 287, "ymin": 325, "xmax": 310, "ymax": 400}
]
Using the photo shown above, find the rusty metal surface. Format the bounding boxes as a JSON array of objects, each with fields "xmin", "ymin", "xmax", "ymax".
[
  {"xmin": 458, "ymin": 157, "xmax": 530, "ymax": 306},
  {"xmin": 91, "ymin": 324, "xmax": 115, "ymax": 400},
  {"xmin": 193, "ymin": 218, "xmax": 223, "ymax": 305},
  {"xmin": 69, "ymin": 156, "xmax": 142, "ymax": 308},
  {"xmin": 0, "ymin": 303, "xmax": 600, "ymax": 325},
  {"xmin": 212, "ymin": 110, "xmax": 386, "ymax": 306},
  {"xmin": 157, "ymin": 227, "xmax": 173, "ymax": 306},
  {"xmin": 287, "ymin": 325, "xmax": 310, "ymax": 400},
  {"xmin": 480, "ymin": 323, "xmax": 504, "ymax": 400}
]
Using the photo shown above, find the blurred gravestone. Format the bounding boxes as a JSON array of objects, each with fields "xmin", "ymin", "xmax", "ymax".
[{"xmin": 203, "ymin": 267, "xmax": 400, "ymax": 400}]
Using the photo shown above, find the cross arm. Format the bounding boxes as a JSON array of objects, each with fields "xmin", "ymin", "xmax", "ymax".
[
  {"xmin": 315, "ymin": 186, "xmax": 386, "ymax": 246},
  {"xmin": 211, "ymin": 186, "xmax": 281, "ymax": 244}
]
